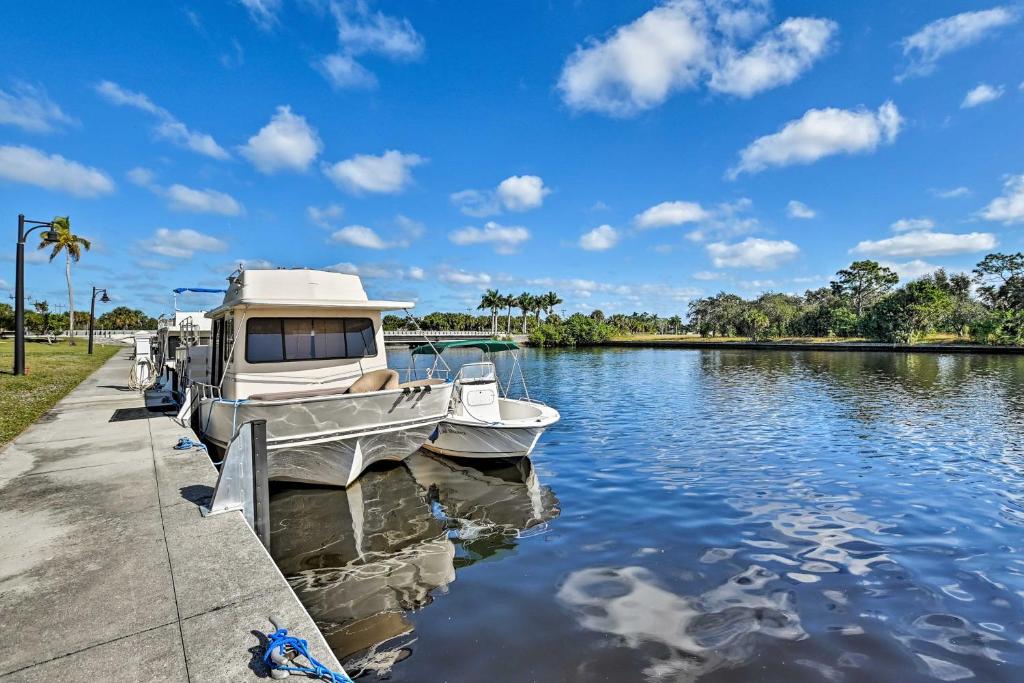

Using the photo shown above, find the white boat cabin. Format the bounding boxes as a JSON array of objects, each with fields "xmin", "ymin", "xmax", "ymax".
[{"xmin": 201, "ymin": 269, "xmax": 411, "ymax": 401}]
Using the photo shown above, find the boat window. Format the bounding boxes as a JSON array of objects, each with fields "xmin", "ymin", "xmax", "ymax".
[
  {"xmin": 247, "ymin": 318, "xmax": 285, "ymax": 363},
  {"xmin": 314, "ymin": 319, "xmax": 346, "ymax": 358},
  {"xmin": 344, "ymin": 318, "xmax": 376, "ymax": 358},
  {"xmin": 245, "ymin": 317, "xmax": 377, "ymax": 363},
  {"xmin": 283, "ymin": 318, "xmax": 314, "ymax": 360},
  {"xmin": 223, "ymin": 317, "xmax": 234, "ymax": 362}
]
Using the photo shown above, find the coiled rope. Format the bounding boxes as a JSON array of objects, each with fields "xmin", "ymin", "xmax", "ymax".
[
  {"xmin": 263, "ymin": 626, "xmax": 352, "ymax": 682},
  {"xmin": 128, "ymin": 357, "xmax": 158, "ymax": 392},
  {"xmin": 172, "ymin": 437, "xmax": 207, "ymax": 451}
]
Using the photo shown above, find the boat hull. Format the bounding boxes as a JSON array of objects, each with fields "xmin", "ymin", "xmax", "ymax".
[
  {"xmin": 422, "ymin": 420, "xmax": 547, "ymax": 459},
  {"xmin": 198, "ymin": 383, "xmax": 454, "ymax": 487}
]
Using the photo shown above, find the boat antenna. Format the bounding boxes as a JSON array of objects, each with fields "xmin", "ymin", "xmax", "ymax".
[{"xmin": 402, "ymin": 309, "xmax": 451, "ymax": 374}]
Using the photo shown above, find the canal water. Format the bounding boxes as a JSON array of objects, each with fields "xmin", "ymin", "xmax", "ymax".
[{"xmin": 268, "ymin": 348, "xmax": 1024, "ymax": 682}]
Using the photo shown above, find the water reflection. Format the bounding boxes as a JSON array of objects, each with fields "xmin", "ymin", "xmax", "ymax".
[
  {"xmin": 269, "ymin": 453, "xmax": 558, "ymax": 674},
  {"xmin": 271, "ymin": 349, "xmax": 1024, "ymax": 681}
]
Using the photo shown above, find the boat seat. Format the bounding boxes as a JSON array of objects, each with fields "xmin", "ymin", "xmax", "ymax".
[
  {"xmin": 247, "ymin": 369, "xmax": 399, "ymax": 401},
  {"xmin": 345, "ymin": 369, "xmax": 400, "ymax": 394}
]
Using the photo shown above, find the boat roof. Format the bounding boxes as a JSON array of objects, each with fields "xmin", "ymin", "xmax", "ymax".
[
  {"xmin": 206, "ymin": 268, "xmax": 414, "ymax": 317},
  {"xmin": 411, "ymin": 339, "xmax": 520, "ymax": 355}
]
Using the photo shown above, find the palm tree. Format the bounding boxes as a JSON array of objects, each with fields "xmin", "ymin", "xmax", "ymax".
[
  {"xmin": 40, "ymin": 216, "xmax": 90, "ymax": 345},
  {"xmin": 502, "ymin": 294, "xmax": 515, "ymax": 334},
  {"xmin": 478, "ymin": 288, "xmax": 502, "ymax": 335},
  {"xmin": 544, "ymin": 291, "xmax": 563, "ymax": 317},
  {"xmin": 517, "ymin": 292, "xmax": 534, "ymax": 333}
]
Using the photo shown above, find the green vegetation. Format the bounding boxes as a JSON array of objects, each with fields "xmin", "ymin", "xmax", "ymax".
[
  {"xmin": 0, "ymin": 302, "xmax": 155, "ymax": 338},
  {"xmin": 0, "ymin": 340, "xmax": 119, "ymax": 447},
  {"xmin": 388, "ymin": 252, "xmax": 1024, "ymax": 348},
  {"xmin": 688, "ymin": 253, "xmax": 1020, "ymax": 345}
]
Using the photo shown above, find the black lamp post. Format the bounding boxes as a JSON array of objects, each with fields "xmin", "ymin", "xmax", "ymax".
[
  {"xmin": 87, "ymin": 287, "xmax": 110, "ymax": 355},
  {"xmin": 13, "ymin": 214, "xmax": 60, "ymax": 375}
]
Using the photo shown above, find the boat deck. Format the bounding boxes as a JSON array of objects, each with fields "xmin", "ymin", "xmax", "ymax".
[{"xmin": 0, "ymin": 349, "xmax": 339, "ymax": 681}]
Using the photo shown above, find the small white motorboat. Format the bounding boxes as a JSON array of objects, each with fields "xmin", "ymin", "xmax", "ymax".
[{"xmin": 407, "ymin": 339, "xmax": 560, "ymax": 460}]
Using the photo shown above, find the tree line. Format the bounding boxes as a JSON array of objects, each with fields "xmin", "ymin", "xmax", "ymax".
[
  {"xmin": 0, "ymin": 302, "xmax": 157, "ymax": 337},
  {"xmin": 382, "ymin": 252, "xmax": 1024, "ymax": 348},
  {"xmin": 687, "ymin": 253, "xmax": 1024, "ymax": 345}
]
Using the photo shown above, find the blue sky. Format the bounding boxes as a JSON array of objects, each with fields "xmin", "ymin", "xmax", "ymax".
[{"xmin": 1, "ymin": 1, "xmax": 1022, "ymax": 317}]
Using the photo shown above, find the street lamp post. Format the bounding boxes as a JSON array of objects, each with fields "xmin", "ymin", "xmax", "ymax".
[
  {"xmin": 87, "ymin": 286, "xmax": 110, "ymax": 355},
  {"xmin": 13, "ymin": 214, "xmax": 60, "ymax": 375}
]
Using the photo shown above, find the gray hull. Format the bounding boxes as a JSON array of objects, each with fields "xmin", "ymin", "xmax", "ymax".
[
  {"xmin": 422, "ymin": 420, "xmax": 544, "ymax": 459},
  {"xmin": 199, "ymin": 383, "xmax": 454, "ymax": 486}
]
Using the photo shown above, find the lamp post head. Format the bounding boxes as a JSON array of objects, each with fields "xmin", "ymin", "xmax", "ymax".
[
  {"xmin": 40, "ymin": 230, "xmax": 60, "ymax": 243},
  {"xmin": 100, "ymin": 292, "xmax": 111, "ymax": 303}
]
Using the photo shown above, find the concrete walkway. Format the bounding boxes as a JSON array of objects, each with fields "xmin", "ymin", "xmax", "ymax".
[{"xmin": 0, "ymin": 349, "xmax": 340, "ymax": 681}]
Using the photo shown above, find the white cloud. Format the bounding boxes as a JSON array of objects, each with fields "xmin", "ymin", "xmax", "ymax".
[
  {"xmin": 94, "ymin": 80, "xmax": 229, "ymax": 159},
  {"xmin": 239, "ymin": 106, "xmax": 322, "ymax": 173},
  {"xmin": 407, "ymin": 266, "xmax": 425, "ymax": 280},
  {"xmin": 729, "ymin": 100, "xmax": 902, "ymax": 178},
  {"xmin": 693, "ymin": 270, "xmax": 724, "ymax": 280},
  {"xmin": 0, "ymin": 144, "xmax": 114, "ymax": 197},
  {"xmin": 682, "ymin": 198, "xmax": 759, "ymax": 242},
  {"xmin": 166, "ymin": 184, "xmax": 243, "ymax": 216},
  {"xmin": 324, "ymin": 262, "xmax": 420, "ymax": 280},
  {"xmin": 496, "ymin": 175, "xmax": 550, "ymax": 211},
  {"xmin": 307, "ymin": 203, "xmax": 344, "ymax": 229},
  {"xmin": 235, "ymin": 258, "xmax": 275, "ymax": 270},
  {"xmin": 448, "ymin": 221, "xmax": 530, "ymax": 254},
  {"xmin": 932, "ymin": 186, "xmax": 970, "ymax": 199},
  {"xmin": 786, "ymin": 200, "xmax": 815, "ymax": 219},
  {"xmin": 851, "ymin": 230, "xmax": 996, "ymax": 258},
  {"xmin": 961, "ymin": 83, "xmax": 1004, "ymax": 108},
  {"xmin": 450, "ymin": 189, "xmax": 499, "ymax": 217},
  {"xmin": 144, "ymin": 228, "xmax": 228, "ymax": 259},
  {"xmin": 579, "ymin": 225, "xmax": 619, "ymax": 251},
  {"xmin": 710, "ymin": 17, "xmax": 837, "ymax": 97},
  {"xmin": 127, "ymin": 166, "xmax": 156, "ymax": 188},
  {"xmin": 452, "ymin": 175, "xmax": 550, "ymax": 216},
  {"xmin": 322, "ymin": 150, "xmax": 424, "ymax": 194},
  {"xmin": 898, "ymin": 7, "xmax": 1018, "ymax": 80},
  {"xmin": 330, "ymin": 225, "xmax": 390, "ymax": 249},
  {"xmin": 557, "ymin": 2, "xmax": 709, "ymax": 116},
  {"xmin": 980, "ymin": 174, "xmax": 1024, "ymax": 224},
  {"xmin": 0, "ymin": 83, "xmax": 76, "ymax": 133},
  {"xmin": 881, "ymin": 259, "xmax": 940, "ymax": 282},
  {"xmin": 319, "ymin": 53, "xmax": 377, "ymax": 89},
  {"xmin": 239, "ymin": 0, "xmax": 281, "ymax": 30},
  {"xmin": 706, "ymin": 237, "xmax": 799, "ymax": 269},
  {"xmin": 318, "ymin": 2, "xmax": 424, "ymax": 88},
  {"xmin": 557, "ymin": 1, "xmax": 836, "ymax": 116},
  {"xmin": 635, "ymin": 200, "xmax": 710, "ymax": 228},
  {"xmin": 890, "ymin": 217, "xmax": 934, "ymax": 232},
  {"xmin": 439, "ymin": 268, "xmax": 492, "ymax": 286}
]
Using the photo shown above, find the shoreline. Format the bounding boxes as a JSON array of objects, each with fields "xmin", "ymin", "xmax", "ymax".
[{"xmin": 600, "ymin": 339, "xmax": 1024, "ymax": 355}]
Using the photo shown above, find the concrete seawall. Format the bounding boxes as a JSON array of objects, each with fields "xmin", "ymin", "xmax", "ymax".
[{"xmin": 0, "ymin": 349, "xmax": 340, "ymax": 681}]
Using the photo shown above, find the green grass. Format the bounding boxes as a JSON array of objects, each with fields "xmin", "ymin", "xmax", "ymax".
[{"xmin": 0, "ymin": 339, "xmax": 119, "ymax": 448}]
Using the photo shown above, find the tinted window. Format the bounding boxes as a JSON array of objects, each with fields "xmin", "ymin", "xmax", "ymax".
[
  {"xmin": 247, "ymin": 319, "xmax": 284, "ymax": 362},
  {"xmin": 283, "ymin": 318, "xmax": 314, "ymax": 360},
  {"xmin": 245, "ymin": 317, "xmax": 376, "ymax": 363},
  {"xmin": 314, "ymin": 319, "xmax": 346, "ymax": 358},
  {"xmin": 344, "ymin": 318, "xmax": 376, "ymax": 357}
]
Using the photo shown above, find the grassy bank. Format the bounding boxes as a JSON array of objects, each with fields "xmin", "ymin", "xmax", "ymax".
[
  {"xmin": 0, "ymin": 340, "xmax": 120, "ymax": 447},
  {"xmin": 610, "ymin": 333, "xmax": 960, "ymax": 344}
]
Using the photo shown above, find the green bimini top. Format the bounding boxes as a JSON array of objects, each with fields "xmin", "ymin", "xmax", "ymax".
[{"xmin": 410, "ymin": 339, "xmax": 519, "ymax": 355}]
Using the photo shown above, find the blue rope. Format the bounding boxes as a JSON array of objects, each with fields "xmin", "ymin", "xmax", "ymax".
[
  {"xmin": 263, "ymin": 628, "xmax": 352, "ymax": 682},
  {"xmin": 172, "ymin": 437, "xmax": 207, "ymax": 451}
]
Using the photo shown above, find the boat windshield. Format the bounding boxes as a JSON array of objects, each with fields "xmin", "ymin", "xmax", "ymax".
[{"xmin": 457, "ymin": 362, "xmax": 496, "ymax": 383}]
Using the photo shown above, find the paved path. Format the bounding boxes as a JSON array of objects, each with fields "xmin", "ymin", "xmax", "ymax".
[{"xmin": 0, "ymin": 349, "xmax": 340, "ymax": 681}]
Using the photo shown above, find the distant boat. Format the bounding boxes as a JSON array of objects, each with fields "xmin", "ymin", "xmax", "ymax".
[
  {"xmin": 409, "ymin": 339, "xmax": 560, "ymax": 460},
  {"xmin": 180, "ymin": 268, "xmax": 454, "ymax": 487}
]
